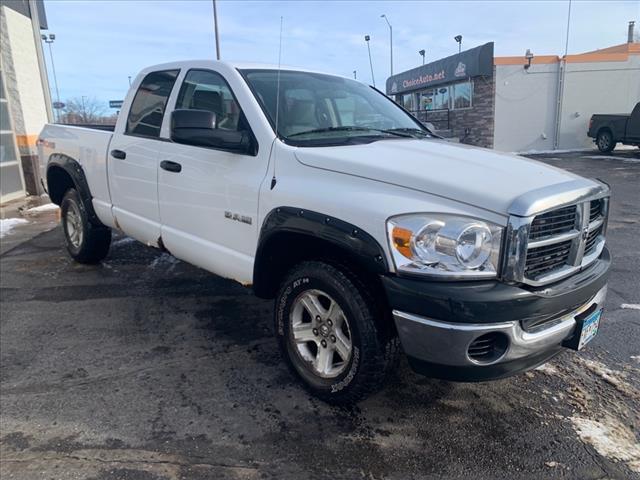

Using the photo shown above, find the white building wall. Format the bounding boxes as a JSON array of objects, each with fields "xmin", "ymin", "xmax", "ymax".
[
  {"xmin": 493, "ymin": 53, "xmax": 640, "ymax": 152},
  {"xmin": 493, "ymin": 63, "xmax": 559, "ymax": 152},
  {"xmin": 2, "ymin": 5, "xmax": 49, "ymax": 141},
  {"xmin": 559, "ymin": 56, "xmax": 640, "ymax": 149}
]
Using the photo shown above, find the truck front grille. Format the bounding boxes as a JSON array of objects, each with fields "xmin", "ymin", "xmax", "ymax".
[
  {"xmin": 529, "ymin": 205, "xmax": 577, "ymax": 240},
  {"xmin": 521, "ymin": 198, "xmax": 608, "ymax": 284},
  {"xmin": 525, "ymin": 239, "xmax": 573, "ymax": 278},
  {"xmin": 503, "ymin": 188, "xmax": 609, "ymax": 287}
]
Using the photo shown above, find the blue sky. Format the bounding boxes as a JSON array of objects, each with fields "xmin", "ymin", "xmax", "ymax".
[{"xmin": 41, "ymin": 0, "xmax": 639, "ymax": 110}]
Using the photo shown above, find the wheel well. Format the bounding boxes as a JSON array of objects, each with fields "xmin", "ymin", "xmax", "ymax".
[
  {"xmin": 254, "ymin": 231, "xmax": 387, "ymax": 299},
  {"xmin": 597, "ymin": 127, "xmax": 613, "ymax": 138},
  {"xmin": 47, "ymin": 165, "xmax": 75, "ymax": 205},
  {"xmin": 253, "ymin": 231, "xmax": 395, "ymax": 337}
]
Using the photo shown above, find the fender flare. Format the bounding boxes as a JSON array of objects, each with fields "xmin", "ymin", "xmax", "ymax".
[
  {"xmin": 253, "ymin": 206, "xmax": 389, "ymax": 297},
  {"xmin": 46, "ymin": 153, "xmax": 101, "ymax": 225}
]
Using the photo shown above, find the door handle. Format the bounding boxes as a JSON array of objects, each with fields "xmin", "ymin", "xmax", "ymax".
[
  {"xmin": 110, "ymin": 149, "xmax": 126, "ymax": 160},
  {"xmin": 160, "ymin": 160, "xmax": 182, "ymax": 173}
]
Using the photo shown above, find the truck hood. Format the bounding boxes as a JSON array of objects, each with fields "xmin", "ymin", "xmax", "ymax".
[{"xmin": 294, "ymin": 139, "xmax": 582, "ymax": 215}]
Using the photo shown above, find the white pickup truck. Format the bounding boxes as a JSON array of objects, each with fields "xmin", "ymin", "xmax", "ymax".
[{"xmin": 39, "ymin": 61, "xmax": 611, "ymax": 403}]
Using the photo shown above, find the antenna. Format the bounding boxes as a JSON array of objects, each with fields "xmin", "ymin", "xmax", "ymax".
[{"xmin": 270, "ymin": 16, "xmax": 283, "ymax": 190}]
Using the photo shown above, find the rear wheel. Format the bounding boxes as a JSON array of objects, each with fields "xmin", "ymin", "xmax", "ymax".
[
  {"xmin": 596, "ymin": 130, "xmax": 615, "ymax": 153},
  {"xmin": 61, "ymin": 188, "xmax": 111, "ymax": 263},
  {"xmin": 275, "ymin": 261, "xmax": 399, "ymax": 404}
]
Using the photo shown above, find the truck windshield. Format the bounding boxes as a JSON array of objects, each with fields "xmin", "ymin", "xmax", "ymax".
[{"xmin": 240, "ymin": 69, "xmax": 430, "ymax": 146}]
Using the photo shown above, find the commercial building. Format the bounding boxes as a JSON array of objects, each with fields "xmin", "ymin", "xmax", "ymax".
[
  {"xmin": 0, "ymin": 0, "xmax": 51, "ymax": 203},
  {"xmin": 387, "ymin": 26, "xmax": 640, "ymax": 152}
]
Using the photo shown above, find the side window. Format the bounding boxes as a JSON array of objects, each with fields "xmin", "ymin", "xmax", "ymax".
[
  {"xmin": 126, "ymin": 70, "xmax": 179, "ymax": 138},
  {"xmin": 176, "ymin": 70, "xmax": 242, "ymax": 131}
]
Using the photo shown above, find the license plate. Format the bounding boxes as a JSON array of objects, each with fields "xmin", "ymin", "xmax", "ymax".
[{"xmin": 578, "ymin": 309, "xmax": 602, "ymax": 350}]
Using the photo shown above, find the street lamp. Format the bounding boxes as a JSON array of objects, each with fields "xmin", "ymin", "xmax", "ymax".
[
  {"xmin": 380, "ymin": 14, "xmax": 393, "ymax": 76},
  {"xmin": 454, "ymin": 35, "xmax": 463, "ymax": 53},
  {"xmin": 364, "ymin": 35, "xmax": 375, "ymax": 87},
  {"xmin": 419, "ymin": 49, "xmax": 426, "ymax": 65},
  {"xmin": 41, "ymin": 33, "xmax": 61, "ymax": 122},
  {"xmin": 353, "ymin": 70, "xmax": 357, "ymax": 79}
]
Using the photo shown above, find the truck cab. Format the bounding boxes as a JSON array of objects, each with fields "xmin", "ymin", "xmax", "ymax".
[{"xmin": 39, "ymin": 60, "xmax": 611, "ymax": 403}]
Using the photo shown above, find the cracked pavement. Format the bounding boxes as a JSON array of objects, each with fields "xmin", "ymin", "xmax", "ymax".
[{"xmin": 1, "ymin": 151, "xmax": 639, "ymax": 479}]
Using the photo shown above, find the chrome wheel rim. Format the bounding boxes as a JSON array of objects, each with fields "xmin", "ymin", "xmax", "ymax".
[
  {"xmin": 290, "ymin": 289, "xmax": 353, "ymax": 379},
  {"xmin": 65, "ymin": 202, "xmax": 83, "ymax": 248},
  {"xmin": 598, "ymin": 134, "xmax": 610, "ymax": 150}
]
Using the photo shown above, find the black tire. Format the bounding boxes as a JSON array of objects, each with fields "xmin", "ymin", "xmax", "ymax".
[
  {"xmin": 275, "ymin": 261, "xmax": 400, "ymax": 404},
  {"xmin": 596, "ymin": 130, "xmax": 615, "ymax": 153},
  {"xmin": 60, "ymin": 188, "xmax": 111, "ymax": 264}
]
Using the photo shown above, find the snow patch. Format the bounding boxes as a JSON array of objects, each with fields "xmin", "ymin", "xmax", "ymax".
[
  {"xmin": 621, "ymin": 304, "xmax": 640, "ymax": 310},
  {"xmin": 149, "ymin": 253, "xmax": 180, "ymax": 271},
  {"xmin": 571, "ymin": 415, "xmax": 640, "ymax": 473},
  {"xmin": 112, "ymin": 237, "xmax": 136, "ymax": 247},
  {"xmin": 578, "ymin": 358, "xmax": 637, "ymax": 399},
  {"xmin": 516, "ymin": 148, "xmax": 595, "ymax": 155},
  {"xmin": 24, "ymin": 203, "xmax": 59, "ymax": 213},
  {"xmin": 0, "ymin": 218, "xmax": 29, "ymax": 238},
  {"xmin": 535, "ymin": 363, "xmax": 559, "ymax": 375}
]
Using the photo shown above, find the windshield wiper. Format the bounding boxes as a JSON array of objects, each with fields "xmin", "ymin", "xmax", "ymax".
[
  {"xmin": 384, "ymin": 127, "xmax": 430, "ymax": 137},
  {"xmin": 288, "ymin": 126, "xmax": 412, "ymax": 138}
]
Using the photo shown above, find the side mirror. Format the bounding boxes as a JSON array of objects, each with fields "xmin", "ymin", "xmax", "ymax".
[{"xmin": 170, "ymin": 109, "xmax": 250, "ymax": 153}]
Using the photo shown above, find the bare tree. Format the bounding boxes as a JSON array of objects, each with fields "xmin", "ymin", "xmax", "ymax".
[{"xmin": 60, "ymin": 97, "xmax": 108, "ymax": 124}]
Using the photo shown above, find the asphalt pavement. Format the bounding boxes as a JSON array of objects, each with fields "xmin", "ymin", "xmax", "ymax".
[{"xmin": 1, "ymin": 150, "xmax": 639, "ymax": 480}]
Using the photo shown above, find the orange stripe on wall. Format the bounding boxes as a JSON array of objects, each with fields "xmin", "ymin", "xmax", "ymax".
[
  {"xmin": 494, "ymin": 55, "xmax": 559, "ymax": 65},
  {"xmin": 15, "ymin": 134, "xmax": 39, "ymax": 148}
]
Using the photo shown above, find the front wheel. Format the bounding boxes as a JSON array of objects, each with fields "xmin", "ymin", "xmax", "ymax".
[
  {"xmin": 275, "ymin": 261, "xmax": 399, "ymax": 404},
  {"xmin": 61, "ymin": 188, "xmax": 111, "ymax": 264},
  {"xmin": 596, "ymin": 130, "xmax": 615, "ymax": 153}
]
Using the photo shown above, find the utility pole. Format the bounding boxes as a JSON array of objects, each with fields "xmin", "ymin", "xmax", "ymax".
[
  {"xmin": 41, "ymin": 34, "xmax": 60, "ymax": 122},
  {"xmin": 381, "ymin": 14, "xmax": 393, "ymax": 76},
  {"xmin": 29, "ymin": 0, "xmax": 53, "ymax": 123},
  {"xmin": 364, "ymin": 35, "xmax": 375, "ymax": 87},
  {"xmin": 212, "ymin": 0, "xmax": 221, "ymax": 60},
  {"xmin": 81, "ymin": 96, "xmax": 87, "ymax": 123}
]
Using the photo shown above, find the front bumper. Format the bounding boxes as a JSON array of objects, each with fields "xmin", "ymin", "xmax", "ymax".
[{"xmin": 382, "ymin": 248, "xmax": 610, "ymax": 381}]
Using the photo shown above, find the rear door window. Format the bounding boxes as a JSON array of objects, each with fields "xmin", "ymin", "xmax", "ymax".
[{"xmin": 126, "ymin": 70, "xmax": 179, "ymax": 138}]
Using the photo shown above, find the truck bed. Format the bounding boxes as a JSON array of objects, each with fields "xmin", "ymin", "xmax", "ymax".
[{"xmin": 38, "ymin": 123, "xmax": 114, "ymax": 224}]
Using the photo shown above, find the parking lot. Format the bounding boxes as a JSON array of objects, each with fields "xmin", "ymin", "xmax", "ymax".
[{"xmin": 1, "ymin": 150, "xmax": 639, "ymax": 480}]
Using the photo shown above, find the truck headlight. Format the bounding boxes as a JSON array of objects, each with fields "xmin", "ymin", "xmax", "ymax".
[{"xmin": 387, "ymin": 214, "xmax": 503, "ymax": 278}]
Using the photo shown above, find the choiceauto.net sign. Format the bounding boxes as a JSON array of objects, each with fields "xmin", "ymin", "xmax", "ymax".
[{"xmin": 387, "ymin": 42, "xmax": 494, "ymax": 95}]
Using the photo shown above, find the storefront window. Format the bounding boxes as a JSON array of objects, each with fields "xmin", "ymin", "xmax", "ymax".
[
  {"xmin": 452, "ymin": 80, "xmax": 473, "ymax": 109},
  {"xmin": 431, "ymin": 87, "xmax": 448, "ymax": 110}
]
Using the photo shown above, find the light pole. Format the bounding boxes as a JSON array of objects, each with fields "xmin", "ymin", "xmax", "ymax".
[
  {"xmin": 41, "ymin": 33, "xmax": 61, "ymax": 122},
  {"xmin": 128, "ymin": 76, "xmax": 132, "ymax": 86},
  {"xmin": 364, "ymin": 35, "xmax": 375, "ymax": 87},
  {"xmin": 419, "ymin": 49, "xmax": 426, "ymax": 65},
  {"xmin": 212, "ymin": 0, "xmax": 221, "ymax": 60},
  {"xmin": 454, "ymin": 35, "xmax": 463, "ymax": 54},
  {"xmin": 380, "ymin": 14, "xmax": 393, "ymax": 76},
  {"xmin": 353, "ymin": 70, "xmax": 357, "ymax": 79}
]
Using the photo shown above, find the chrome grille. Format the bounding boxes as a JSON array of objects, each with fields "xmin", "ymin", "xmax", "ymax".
[
  {"xmin": 529, "ymin": 205, "xmax": 577, "ymax": 240},
  {"xmin": 525, "ymin": 239, "xmax": 573, "ymax": 278},
  {"xmin": 502, "ymin": 181, "xmax": 609, "ymax": 287}
]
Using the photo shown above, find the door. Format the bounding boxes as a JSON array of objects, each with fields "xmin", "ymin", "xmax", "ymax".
[
  {"xmin": 108, "ymin": 69, "xmax": 179, "ymax": 245},
  {"xmin": 158, "ymin": 69, "xmax": 269, "ymax": 283},
  {"xmin": 626, "ymin": 102, "xmax": 640, "ymax": 142},
  {"xmin": 0, "ymin": 67, "xmax": 26, "ymax": 203}
]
